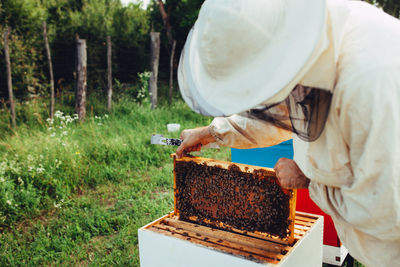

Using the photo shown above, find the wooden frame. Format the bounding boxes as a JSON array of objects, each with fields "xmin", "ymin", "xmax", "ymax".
[{"xmin": 171, "ymin": 154, "xmax": 297, "ymax": 245}]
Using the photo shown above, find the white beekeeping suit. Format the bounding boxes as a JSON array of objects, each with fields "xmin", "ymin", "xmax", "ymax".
[{"xmin": 208, "ymin": 2, "xmax": 400, "ymax": 266}]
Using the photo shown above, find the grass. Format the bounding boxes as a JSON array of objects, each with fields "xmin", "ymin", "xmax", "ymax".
[{"xmin": 0, "ymin": 94, "xmax": 230, "ymax": 266}]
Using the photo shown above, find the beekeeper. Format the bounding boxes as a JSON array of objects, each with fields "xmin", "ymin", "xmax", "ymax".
[{"xmin": 175, "ymin": 0, "xmax": 400, "ymax": 266}]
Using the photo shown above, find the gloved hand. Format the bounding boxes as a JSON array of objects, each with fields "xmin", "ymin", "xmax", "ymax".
[
  {"xmin": 274, "ymin": 158, "xmax": 310, "ymax": 189},
  {"xmin": 176, "ymin": 126, "xmax": 216, "ymax": 158}
]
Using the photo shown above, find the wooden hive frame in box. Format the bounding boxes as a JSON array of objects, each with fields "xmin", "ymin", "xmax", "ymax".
[{"xmin": 171, "ymin": 154, "xmax": 297, "ymax": 245}]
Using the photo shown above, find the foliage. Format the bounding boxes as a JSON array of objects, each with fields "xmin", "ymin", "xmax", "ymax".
[
  {"xmin": 134, "ymin": 71, "xmax": 151, "ymax": 104},
  {"xmin": 147, "ymin": 0, "xmax": 205, "ymax": 80},
  {"xmin": 0, "ymin": 24, "xmax": 46, "ymax": 99},
  {"xmin": 0, "ymin": 0, "xmax": 151, "ymax": 100},
  {"xmin": 365, "ymin": 0, "xmax": 400, "ymax": 18}
]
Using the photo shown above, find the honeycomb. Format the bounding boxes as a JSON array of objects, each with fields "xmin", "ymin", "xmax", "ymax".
[{"xmin": 174, "ymin": 160, "xmax": 292, "ymax": 238}]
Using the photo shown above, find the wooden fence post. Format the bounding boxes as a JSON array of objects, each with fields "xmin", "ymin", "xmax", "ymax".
[
  {"xmin": 169, "ymin": 39, "xmax": 176, "ymax": 104},
  {"xmin": 149, "ymin": 32, "xmax": 160, "ymax": 109},
  {"xmin": 3, "ymin": 26, "xmax": 16, "ymax": 128},
  {"xmin": 43, "ymin": 21, "xmax": 55, "ymax": 119},
  {"xmin": 107, "ymin": 36, "xmax": 112, "ymax": 112},
  {"xmin": 75, "ymin": 38, "xmax": 87, "ymax": 121}
]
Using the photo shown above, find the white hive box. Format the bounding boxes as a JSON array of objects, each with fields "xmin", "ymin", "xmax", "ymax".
[{"xmin": 138, "ymin": 211, "xmax": 323, "ymax": 267}]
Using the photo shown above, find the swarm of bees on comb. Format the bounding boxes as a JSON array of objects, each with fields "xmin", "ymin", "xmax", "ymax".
[{"xmin": 174, "ymin": 160, "xmax": 292, "ymax": 239}]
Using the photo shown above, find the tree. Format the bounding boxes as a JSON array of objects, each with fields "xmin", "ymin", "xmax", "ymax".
[
  {"xmin": 149, "ymin": 32, "xmax": 160, "ymax": 109},
  {"xmin": 0, "ymin": 0, "xmax": 151, "ymax": 103},
  {"xmin": 43, "ymin": 21, "xmax": 55, "ymax": 119},
  {"xmin": 157, "ymin": 0, "xmax": 177, "ymax": 103},
  {"xmin": 3, "ymin": 26, "xmax": 16, "ymax": 128}
]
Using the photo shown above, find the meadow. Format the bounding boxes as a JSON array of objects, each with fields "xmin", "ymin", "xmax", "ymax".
[{"xmin": 0, "ymin": 93, "xmax": 230, "ymax": 266}]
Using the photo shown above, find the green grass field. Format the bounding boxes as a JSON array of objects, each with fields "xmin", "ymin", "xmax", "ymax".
[{"xmin": 0, "ymin": 95, "xmax": 230, "ymax": 266}]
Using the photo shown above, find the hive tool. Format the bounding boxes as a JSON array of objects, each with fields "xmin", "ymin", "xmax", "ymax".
[{"xmin": 151, "ymin": 134, "xmax": 219, "ymax": 149}]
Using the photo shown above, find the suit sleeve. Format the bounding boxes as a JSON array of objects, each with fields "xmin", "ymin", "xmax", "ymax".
[{"xmin": 209, "ymin": 114, "xmax": 292, "ymax": 149}]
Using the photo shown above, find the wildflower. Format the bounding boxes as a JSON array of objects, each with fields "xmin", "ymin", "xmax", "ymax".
[
  {"xmin": 50, "ymin": 133, "xmax": 56, "ymax": 137},
  {"xmin": 62, "ymin": 131, "xmax": 68, "ymax": 136},
  {"xmin": 104, "ymin": 114, "xmax": 109, "ymax": 118},
  {"xmin": 55, "ymin": 159, "xmax": 62, "ymax": 169},
  {"xmin": 6, "ymin": 200, "xmax": 12, "ymax": 205},
  {"xmin": 55, "ymin": 111, "xmax": 63, "ymax": 118},
  {"xmin": 75, "ymin": 151, "xmax": 80, "ymax": 155},
  {"xmin": 36, "ymin": 167, "xmax": 45, "ymax": 173},
  {"xmin": 0, "ymin": 177, "xmax": 5, "ymax": 183},
  {"xmin": 17, "ymin": 177, "xmax": 24, "ymax": 185},
  {"xmin": 54, "ymin": 199, "xmax": 64, "ymax": 209}
]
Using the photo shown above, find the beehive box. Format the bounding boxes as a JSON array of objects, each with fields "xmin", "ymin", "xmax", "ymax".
[
  {"xmin": 139, "ymin": 211, "xmax": 323, "ymax": 266},
  {"xmin": 173, "ymin": 155, "xmax": 297, "ymax": 245},
  {"xmin": 138, "ymin": 155, "xmax": 323, "ymax": 266}
]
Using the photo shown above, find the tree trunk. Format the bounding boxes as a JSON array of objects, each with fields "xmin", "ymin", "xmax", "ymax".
[
  {"xmin": 3, "ymin": 26, "xmax": 16, "ymax": 128},
  {"xmin": 43, "ymin": 21, "xmax": 55, "ymax": 119},
  {"xmin": 75, "ymin": 39, "xmax": 87, "ymax": 121},
  {"xmin": 157, "ymin": 0, "xmax": 173, "ymax": 46},
  {"xmin": 149, "ymin": 32, "xmax": 160, "ymax": 109},
  {"xmin": 169, "ymin": 40, "xmax": 176, "ymax": 104},
  {"xmin": 107, "ymin": 36, "xmax": 112, "ymax": 112}
]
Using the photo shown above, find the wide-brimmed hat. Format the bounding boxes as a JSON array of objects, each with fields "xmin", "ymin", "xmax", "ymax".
[{"xmin": 178, "ymin": 0, "xmax": 327, "ymax": 116}]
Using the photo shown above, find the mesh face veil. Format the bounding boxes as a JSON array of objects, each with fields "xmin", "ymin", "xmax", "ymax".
[{"xmin": 244, "ymin": 85, "xmax": 333, "ymax": 142}]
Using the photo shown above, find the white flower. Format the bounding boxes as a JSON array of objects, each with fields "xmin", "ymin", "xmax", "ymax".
[
  {"xmin": 51, "ymin": 133, "xmax": 56, "ymax": 137},
  {"xmin": 55, "ymin": 111, "xmax": 63, "ymax": 118},
  {"xmin": 48, "ymin": 127, "xmax": 53, "ymax": 131},
  {"xmin": 0, "ymin": 177, "xmax": 5, "ymax": 183},
  {"xmin": 62, "ymin": 131, "xmax": 68, "ymax": 136},
  {"xmin": 17, "ymin": 177, "xmax": 24, "ymax": 185},
  {"xmin": 6, "ymin": 200, "xmax": 12, "ymax": 205},
  {"xmin": 97, "ymin": 123, "xmax": 103, "ymax": 126},
  {"xmin": 36, "ymin": 167, "xmax": 45, "ymax": 173},
  {"xmin": 104, "ymin": 114, "xmax": 109, "ymax": 118}
]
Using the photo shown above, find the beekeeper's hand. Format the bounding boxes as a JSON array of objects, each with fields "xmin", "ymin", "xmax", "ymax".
[
  {"xmin": 274, "ymin": 158, "xmax": 310, "ymax": 189},
  {"xmin": 176, "ymin": 126, "xmax": 216, "ymax": 158}
]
